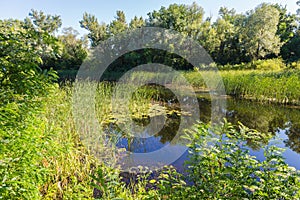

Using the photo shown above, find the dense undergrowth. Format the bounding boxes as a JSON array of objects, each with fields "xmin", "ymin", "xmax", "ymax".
[{"xmin": 0, "ymin": 83, "xmax": 97, "ymax": 199}]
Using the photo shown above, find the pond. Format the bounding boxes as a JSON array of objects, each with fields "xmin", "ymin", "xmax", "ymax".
[{"xmin": 114, "ymin": 93, "xmax": 300, "ymax": 172}]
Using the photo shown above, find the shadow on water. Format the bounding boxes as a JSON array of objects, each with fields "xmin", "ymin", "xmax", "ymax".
[{"xmin": 110, "ymin": 91, "xmax": 300, "ymax": 172}]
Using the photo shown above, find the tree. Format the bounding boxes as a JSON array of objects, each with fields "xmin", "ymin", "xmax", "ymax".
[
  {"xmin": 145, "ymin": 2, "xmax": 210, "ymax": 69},
  {"xmin": 147, "ymin": 2, "xmax": 204, "ymax": 38},
  {"xmin": 108, "ymin": 10, "xmax": 128, "ymax": 35},
  {"xmin": 0, "ymin": 19, "xmax": 57, "ymax": 100},
  {"xmin": 243, "ymin": 4, "xmax": 282, "ymax": 60},
  {"xmin": 129, "ymin": 16, "xmax": 145, "ymax": 29},
  {"xmin": 272, "ymin": 4, "xmax": 297, "ymax": 44},
  {"xmin": 27, "ymin": 9, "xmax": 63, "ymax": 69},
  {"xmin": 56, "ymin": 27, "xmax": 88, "ymax": 70},
  {"xmin": 281, "ymin": 30, "xmax": 300, "ymax": 61},
  {"xmin": 210, "ymin": 7, "xmax": 246, "ymax": 64},
  {"xmin": 196, "ymin": 19, "xmax": 219, "ymax": 56},
  {"xmin": 28, "ymin": 9, "xmax": 62, "ymax": 34},
  {"xmin": 80, "ymin": 12, "xmax": 108, "ymax": 47}
]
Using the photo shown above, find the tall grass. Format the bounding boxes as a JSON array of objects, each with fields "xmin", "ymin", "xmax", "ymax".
[
  {"xmin": 0, "ymin": 84, "xmax": 98, "ymax": 199},
  {"xmin": 184, "ymin": 69, "xmax": 300, "ymax": 105},
  {"xmin": 221, "ymin": 70, "xmax": 300, "ymax": 104},
  {"xmin": 146, "ymin": 69, "xmax": 300, "ymax": 105},
  {"xmin": 59, "ymin": 67, "xmax": 300, "ymax": 105}
]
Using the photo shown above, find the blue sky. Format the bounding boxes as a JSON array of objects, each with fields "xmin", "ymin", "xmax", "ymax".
[{"xmin": 0, "ymin": 0, "xmax": 298, "ymax": 36}]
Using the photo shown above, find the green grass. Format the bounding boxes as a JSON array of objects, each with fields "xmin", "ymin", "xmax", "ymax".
[
  {"xmin": 0, "ymin": 84, "xmax": 98, "ymax": 199},
  {"xmin": 184, "ymin": 69, "xmax": 300, "ymax": 105},
  {"xmin": 58, "ymin": 67, "xmax": 300, "ymax": 105}
]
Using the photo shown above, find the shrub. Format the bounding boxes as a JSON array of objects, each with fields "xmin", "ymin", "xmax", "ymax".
[
  {"xmin": 252, "ymin": 58, "xmax": 285, "ymax": 70},
  {"xmin": 150, "ymin": 121, "xmax": 300, "ymax": 199},
  {"xmin": 288, "ymin": 61, "xmax": 300, "ymax": 69}
]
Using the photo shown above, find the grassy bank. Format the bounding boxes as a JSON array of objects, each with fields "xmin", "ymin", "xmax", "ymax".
[
  {"xmin": 59, "ymin": 68, "xmax": 300, "ymax": 105},
  {"xmin": 185, "ymin": 69, "xmax": 300, "ymax": 105}
]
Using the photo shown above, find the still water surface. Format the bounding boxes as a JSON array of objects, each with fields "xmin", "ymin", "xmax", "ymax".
[{"xmin": 115, "ymin": 94, "xmax": 300, "ymax": 171}]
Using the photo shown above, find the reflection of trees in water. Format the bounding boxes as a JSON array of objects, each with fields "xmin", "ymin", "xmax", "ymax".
[
  {"xmin": 109, "ymin": 95, "xmax": 300, "ymax": 154},
  {"xmin": 148, "ymin": 114, "xmax": 180, "ymax": 144},
  {"xmin": 197, "ymin": 96, "xmax": 300, "ymax": 151},
  {"xmin": 224, "ymin": 99, "xmax": 300, "ymax": 152},
  {"xmin": 284, "ymin": 123, "xmax": 300, "ymax": 153}
]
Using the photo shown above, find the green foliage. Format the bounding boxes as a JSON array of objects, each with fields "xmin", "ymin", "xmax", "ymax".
[
  {"xmin": 129, "ymin": 16, "xmax": 145, "ymax": 29},
  {"xmin": 27, "ymin": 10, "xmax": 63, "ymax": 70},
  {"xmin": 217, "ymin": 58, "xmax": 286, "ymax": 70},
  {"xmin": 104, "ymin": 121, "xmax": 299, "ymax": 199},
  {"xmin": 80, "ymin": 12, "xmax": 108, "ymax": 47},
  {"xmin": 2, "ymin": 3, "xmax": 300, "ymax": 199},
  {"xmin": 80, "ymin": 10, "xmax": 129, "ymax": 47},
  {"xmin": 179, "ymin": 121, "xmax": 300, "ymax": 199},
  {"xmin": 28, "ymin": 9, "xmax": 62, "ymax": 33},
  {"xmin": 0, "ymin": 85, "xmax": 100, "ymax": 199},
  {"xmin": 109, "ymin": 11, "xmax": 128, "ymax": 36},
  {"xmin": 184, "ymin": 69, "xmax": 300, "ymax": 105},
  {"xmin": 90, "ymin": 164, "xmax": 133, "ymax": 200},
  {"xmin": 220, "ymin": 70, "xmax": 300, "ymax": 104},
  {"xmin": 0, "ymin": 16, "xmax": 94, "ymax": 198},
  {"xmin": 243, "ymin": 4, "xmax": 282, "ymax": 60},
  {"xmin": 209, "ymin": 8, "xmax": 246, "ymax": 64},
  {"xmin": 147, "ymin": 2, "xmax": 204, "ymax": 38},
  {"xmin": 0, "ymin": 16, "xmax": 60, "ymax": 199},
  {"xmin": 56, "ymin": 27, "xmax": 88, "ymax": 70},
  {"xmin": 0, "ymin": 19, "xmax": 58, "ymax": 101},
  {"xmin": 78, "ymin": 2, "xmax": 300, "ymax": 66},
  {"xmin": 288, "ymin": 60, "xmax": 300, "ymax": 69},
  {"xmin": 272, "ymin": 4, "xmax": 297, "ymax": 44},
  {"xmin": 252, "ymin": 58, "xmax": 285, "ymax": 70},
  {"xmin": 282, "ymin": 30, "xmax": 300, "ymax": 62}
]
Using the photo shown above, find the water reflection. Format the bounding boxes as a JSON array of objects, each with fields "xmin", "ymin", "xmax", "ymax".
[{"xmin": 112, "ymin": 93, "xmax": 300, "ymax": 170}]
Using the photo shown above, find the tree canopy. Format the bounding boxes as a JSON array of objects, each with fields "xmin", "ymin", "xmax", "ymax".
[{"xmin": 79, "ymin": 2, "xmax": 300, "ymax": 66}]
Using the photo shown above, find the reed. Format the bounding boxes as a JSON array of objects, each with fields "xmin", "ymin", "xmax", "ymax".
[{"xmin": 184, "ymin": 69, "xmax": 300, "ymax": 105}]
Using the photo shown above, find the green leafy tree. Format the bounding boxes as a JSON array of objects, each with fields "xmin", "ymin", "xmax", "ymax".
[
  {"xmin": 80, "ymin": 12, "xmax": 108, "ymax": 47},
  {"xmin": 129, "ymin": 16, "xmax": 145, "ymax": 29},
  {"xmin": 27, "ymin": 9, "xmax": 63, "ymax": 69},
  {"xmin": 196, "ymin": 19, "xmax": 219, "ymax": 55},
  {"xmin": 108, "ymin": 10, "xmax": 128, "ymax": 36},
  {"xmin": 147, "ymin": 2, "xmax": 204, "ymax": 38},
  {"xmin": 146, "ymin": 3, "xmax": 208, "ymax": 70},
  {"xmin": 56, "ymin": 27, "xmax": 88, "ymax": 70},
  {"xmin": 0, "ymin": 19, "xmax": 57, "ymax": 101},
  {"xmin": 243, "ymin": 4, "xmax": 282, "ymax": 60},
  {"xmin": 28, "ymin": 9, "xmax": 62, "ymax": 33},
  {"xmin": 211, "ymin": 7, "xmax": 246, "ymax": 64},
  {"xmin": 272, "ymin": 4, "xmax": 298, "ymax": 44}
]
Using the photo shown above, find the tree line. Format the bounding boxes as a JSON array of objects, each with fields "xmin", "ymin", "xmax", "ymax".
[{"xmin": 1, "ymin": 2, "xmax": 300, "ymax": 74}]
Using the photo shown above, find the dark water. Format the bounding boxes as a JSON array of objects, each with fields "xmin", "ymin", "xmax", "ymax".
[{"xmin": 116, "ymin": 93, "xmax": 300, "ymax": 172}]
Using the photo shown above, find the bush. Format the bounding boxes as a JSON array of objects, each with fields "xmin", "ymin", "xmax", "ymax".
[
  {"xmin": 252, "ymin": 58, "xmax": 285, "ymax": 70},
  {"xmin": 288, "ymin": 61, "xmax": 300, "ymax": 69},
  {"xmin": 217, "ymin": 58, "xmax": 286, "ymax": 71},
  {"xmin": 151, "ymin": 121, "xmax": 300, "ymax": 199}
]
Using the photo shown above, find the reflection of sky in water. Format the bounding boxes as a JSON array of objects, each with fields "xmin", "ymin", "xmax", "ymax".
[
  {"xmin": 168, "ymin": 127, "xmax": 300, "ymax": 173},
  {"xmin": 249, "ymin": 128, "xmax": 299, "ymax": 169},
  {"xmin": 115, "ymin": 128, "xmax": 300, "ymax": 172},
  {"xmin": 116, "ymin": 132, "xmax": 168, "ymax": 153}
]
